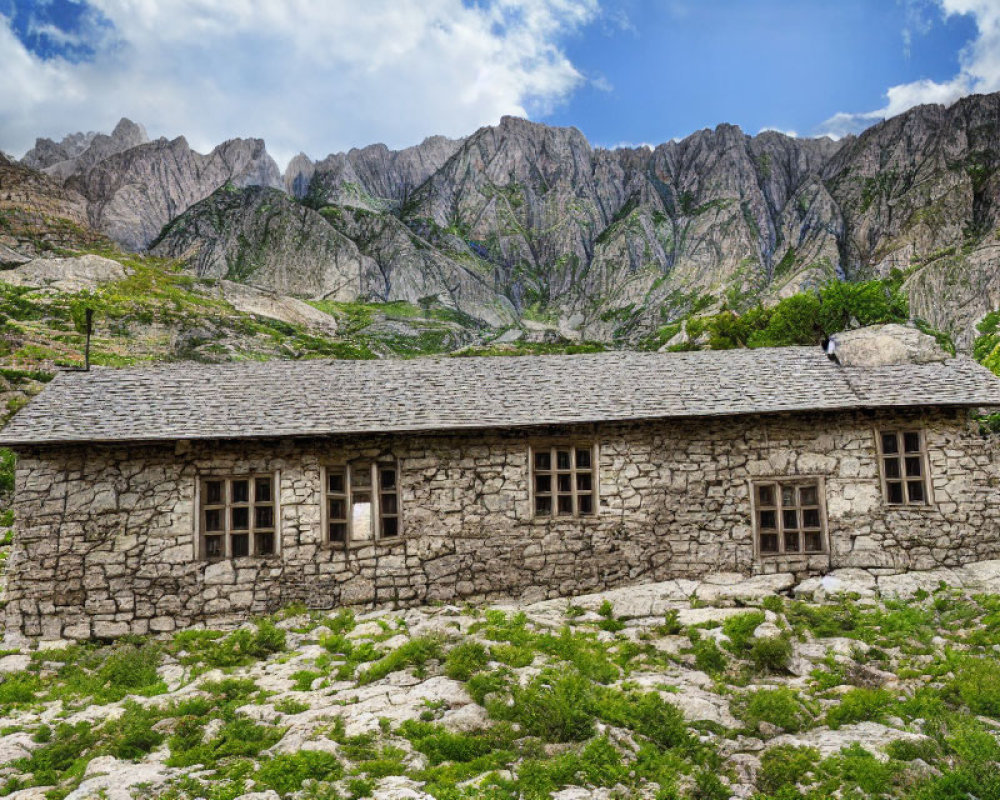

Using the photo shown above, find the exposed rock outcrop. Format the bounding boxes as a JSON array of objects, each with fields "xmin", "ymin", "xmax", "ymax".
[{"xmin": 831, "ymin": 323, "xmax": 949, "ymax": 367}]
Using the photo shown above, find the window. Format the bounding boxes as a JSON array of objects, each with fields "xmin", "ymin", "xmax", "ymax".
[
  {"xmin": 200, "ymin": 475, "xmax": 276, "ymax": 559},
  {"xmin": 324, "ymin": 462, "xmax": 400, "ymax": 545},
  {"xmin": 753, "ymin": 480, "xmax": 826, "ymax": 556},
  {"xmin": 532, "ymin": 444, "xmax": 597, "ymax": 517},
  {"xmin": 878, "ymin": 430, "xmax": 930, "ymax": 505}
]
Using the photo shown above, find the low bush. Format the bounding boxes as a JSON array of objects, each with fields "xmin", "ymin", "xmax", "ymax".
[
  {"xmin": 750, "ymin": 636, "xmax": 793, "ymax": 674},
  {"xmin": 721, "ymin": 611, "xmax": 765, "ymax": 653},
  {"xmin": 254, "ymin": 750, "xmax": 343, "ymax": 796},
  {"xmin": 826, "ymin": 687, "xmax": 893, "ymax": 729},
  {"xmin": 733, "ymin": 688, "xmax": 816, "ymax": 734},
  {"xmin": 950, "ymin": 656, "xmax": 1000, "ymax": 715},
  {"xmin": 757, "ymin": 744, "xmax": 820, "ymax": 795},
  {"xmin": 692, "ymin": 637, "xmax": 728, "ymax": 675},
  {"xmin": 444, "ymin": 641, "xmax": 489, "ymax": 681},
  {"xmin": 357, "ymin": 636, "xmax": 443, "ymax": 685}
]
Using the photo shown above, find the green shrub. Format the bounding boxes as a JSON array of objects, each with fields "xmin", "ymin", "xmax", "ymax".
[
  {"xmin": 517, "ymin": 736, "xmax": 628, "ymax": 799},
  {"xmin": 255, "ymin": 750, "xmax": 343, "ymax": 796},
  {"xmin": 885, "ymin": 737, "xmax": 940, "ymax": 762},
  {"xmin": 444, "ymin": 642, "xmax": 489, "ymax": 681},
  {"xmin": 693, "ymin": 637, "xmax": 728, "ymax": 674},
  {"xmin": 398, "ymin": 720, "xmax": 513, "ymax": 765},
  {"xmin": 357, "ymin": 636, "xmax": 443, "ymax": 685},
  {"xmin": 722, "ymin": 611, "xmax": 765, "ymax": 653},
  {"xmin": 750, "ymin": 636, "xmax": 793, "ymax": 674},
  {"xmin": 757, "ymin": 744, "xmax": 820, "ymax": 795},
  {"xmin": 103, "ymin": 701, "xmax": 165, "ymax": 760},
  {"xmin": 489, "ymin": 644, "xmax": 534, "ymax": 668},
  {"xmin": 0, "ymin": 447, "xmax": 15, "ymax": 493},
  {"xmin": 12, "ymin": 721, "xmax": 96, "ymax": 789},
  {"xmin": 692, "ymin": 767, "xmax": 731, "ymax": 800},
  {"xmin": 493, "ymin": 669, "xmax": 595, "ymax": 742},
  {"xmin": 170, "ymin": 620, "xmax": 286, "ymax": 669},
  {"xmin": 733, "ymin": 688, "xmax": 816, "ymax": 734},
  {"xmin": 950, "ymin": 657, "xmax": 1000, "ymax": 715},
  {"xmin": 826, "ymin": 688, "xmax": 893, "ymax": 729},
  {"xmin": 0, "ymin": 671, "xmax": 43, "ymax": 706},
  {"xmin": 594, "ymin": 688, "xmax": 691, "ymax": 750},
  {"xmin": 96, "ymin": 643, "xmax": 165, "ymax": 700}
]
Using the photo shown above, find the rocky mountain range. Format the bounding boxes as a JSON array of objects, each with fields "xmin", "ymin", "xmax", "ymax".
[{"xmin": 5, "ymin": 92, "xmax": 1000, "ymax": 349}]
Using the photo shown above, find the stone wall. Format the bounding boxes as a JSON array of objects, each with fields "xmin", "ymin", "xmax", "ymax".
[{"xmin": 4, "ymin": 407, "xmax": 998, "ymax": 640}]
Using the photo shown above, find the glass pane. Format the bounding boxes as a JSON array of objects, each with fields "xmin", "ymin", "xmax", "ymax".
[
  {"xmin": 887, "ymin": 481, "xmax": 904, "ymax": 504},
  {"xmin": 380, "ymin": 493, "xmax": 397, "ymax": 515},
  {"xmin": 557, "ymin": 495, "xmax": 573, "ymax": 515},
  {"xmin": 575, "ymin": 448, "xmax": 592, "ymax": 469},
  {"xmin": 907, "ymin": 481, "xmax": 926, "ymax": 503},
  {"xmin": 534, "ymin": 451, "xmax": 551, "ymax": 471},
  {"xmin": 804, "ymin": 532, "xmax": 823, "ymax": 552},
  {"xmin": 884, "ymin": 458, "xmax": 901, "ymax": 479},
  {"xmin": 578, "ymin": 495, "xmax": 593, "ymax": 515},
  {"xmin": 255, "ymin": 506, "xmax": 274, "ymax": 529},
  {"xmin": 255, "ymin": 478, "xmax": 272, "ymax": 503},
  {"xmin": 535, "ymin": 495, "xmax": 552, "ymax": 515},
  {"xmin": 781, "ymin": 486, "xmax": 795, "ymax": 506},
  {"xmin": 784, "ymin": 531, "xmax": 800, "ymax": 552},
  {"xmin": 535, "ymin": 474, "xmax": 551, "ymax": 493},
  {"xmin": 351, "ymin": 465, "xmax": 372, "ymax": 488},
  {"xmin": 232, "ymin": 507, "xmax": 249, "ymax": 530},
  {"xmin": 576, "ymin": 473, "xmax": 592, "ymax": 492},
  {"xmin": 799, "ymin": 485, "xmax": 818, "ymax": 506},
  {"xmin": 905, "ymin": 456, "xmax": 922, "ymax": 477},
  {"xmin": 757, "ymin": 485, "xmax": 774, "ymax": 507},
  {"xmin": 904, "ymin": 432, "xmax": 921, "ymax": 453},
  {"xmin": 557, "ymin": 474, "xmax": 572, "ymax": 493},
  {"xmin": 557, "ymin": 450, "xmax": 571, "ymax": 470},
  {"xmin": 330, "ymin": 522, "xmax": 347, "ymax": 543},
  {"xmin": 204, "ymin": 508, "xmax": 222, "ymax": 532},
  {"xmin": 204, "ymin": 535, "xmax": 222, "ymax": 559},
  {"xmin": 381, "ymin": 517, "xmax": 399, "ymax": 538},
  {"xmin": 232, "ymin": 480, "xmax": 249, "ymax": 504},
  {"xmin": 759, "ymin": 510, "xmax": 777, "ymax": 529},
  {"xmin": 205, "ymin": 480, "xmax": 223, "ymax": 505},
  {"xmin": 255, "ymin": 532, "xmax": 274, "ymax": 555},
  {"xmin": 329, "ymin": 498, "xmax": 345, "ymax": 520},
  {"xmin": 328, "ymin": 471, "xmax": 345, "ymax": 493},
  {"xmin": 352, "ymin": 494, "xmax": 373, "ymax": 540},
  {"xmin": 760, "ymin": 533, "xmax": 779, "ymax": 553},
  {"xmin": 231, "ymin": 533, "xmax": 249, "ymax": 557},
  {"xmin": 380, "ymin": 469, "xmax": 396, "ymax": 489},
  {"xmin": 783, "ymin": 509, "xmax": 799, "ymax": 530},
  {"xmin": 882, "ymin": 433, "xmax": 899, "ymax": 454},
  {"xmin": 803, "ymin": 508, "xmax": 821, "ymax": 528}
]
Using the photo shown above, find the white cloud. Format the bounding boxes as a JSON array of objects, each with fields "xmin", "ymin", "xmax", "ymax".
[
  {"xmin": 0, "ymin": 0, "xmax": 599, "ymax": 168},
  {"xmin": 817, "ymin": 0, "xmax": 1000, "ymax": 138}
]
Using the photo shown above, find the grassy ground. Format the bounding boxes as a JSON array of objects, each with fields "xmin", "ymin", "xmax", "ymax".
[{"xmin": 0, "ymin": 584, "xmax": 999, "ymax": 799}]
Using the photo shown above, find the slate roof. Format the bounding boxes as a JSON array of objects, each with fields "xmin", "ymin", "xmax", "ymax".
[{"xmin": 1, "ymin": 348, "xmax": 998, "ymax": 446}]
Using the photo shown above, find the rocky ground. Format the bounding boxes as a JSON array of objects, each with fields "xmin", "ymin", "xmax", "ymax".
[{"xmin": 1, "ymin": 566, "xmax": 1000, "ymax": 800}]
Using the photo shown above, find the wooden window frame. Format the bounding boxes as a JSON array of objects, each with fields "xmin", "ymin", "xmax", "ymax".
[
  {"xmin": 749, "ymin": 477, "xmax": 828, "ymax": 559},
  {"xmin": 529, "ymin": 442, "xmax": 599, "ymax": 519},
  {"xmin": 876, "ymin": 428, "xmax": 933, "ymax": 507},
  {"xmin": 197, "ymin": 472, "xmax": 279, "ymax": 560},
  {"xmin": 320, "ymin": 461, "xmax": 402, "ymax": 548}
]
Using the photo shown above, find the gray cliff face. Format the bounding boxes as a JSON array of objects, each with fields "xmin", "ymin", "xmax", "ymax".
[{"xmin": 67, "ymin": 136, "xmax": 283, "ymax": 251}]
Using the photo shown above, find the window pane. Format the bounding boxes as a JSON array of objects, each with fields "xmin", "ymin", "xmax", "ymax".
[
  {"xmin": 882, "ymin": 433, "xmax": 899, "ymax": 454},
  {"xmin": 785, "ymin": 531, "xmax": 800, "ymax": 552},
  {"xmin": 884, "ymin": 458, "xmax": 901, "ymax": 479},
  {"xmin": 232, "ymin": 480, "xmax": 249, "ymax": 504},
  {"xmin": 381, "ymin": 517, "xmax": 399, "ymax": 538},
  {"xmin": 205, "ymin": 480, "xmax": 223, "ymax": 505},
  {"xmin": 535, "ymin": 474, "xmax": 551, "ymax": 493},
  {"xmin": 781, "ymin": 486, "xmax": 795, "ymax": 506},
  {"xmin": 232, "ymin": 507, "xmax": 249, "ymax": 530},
  {"xmin": 576, "ymin": 473, "xmax": 592, "ymax": 492},
  {"xmin": 328, "ymin": 471, "xmax": 345, "ymax": 493},
  {"xmin": 578, "ymin": 495, "xmax": 593, "ymax": 515},
  {"xmin": 380, "ymin": 469, "xmax": 397, "ymax": 489},
  {"xmin": 760, "ymin": 533, "xmax": 779, "ymax": 553},
  {"xmin": 556, "ymin": 450, "xmax": 571, "ymax": 470},
  {"xmin": 557, "ymin": 495, "xmax": 573, "ymax": 515},
  {"xmin": 907, "ymin": 481, "xmax": 926, "ymax": 503},
  {"xmin": 575, "ymin": 448, "xmax": 592, "ymax": 469},
  {"xmin": 905, "ymin": 456, "xmax": 922, "ymax": 477},
  {"xmin": 255, "ymin": 478, "xmax": 272, "ymax": 503},
  {"xmin": 799, "ymin": 485, "xmax": 818, "ymax": 506},
  {"xmin": 256, "ymin": 532, "xmax": 274, "ymax": 555},
  {"xmin": 757, "ymin": 485, "xmax": 774, "ymax": 507},
  {"xmin": 330, "ymin": 522, "xmax": 347, "ymax": 543},
  {"xmin": 329, "ymin": 498, "xmax": 345, "ymax": 520},
  {"xmin": 804, "ymin": 532, "xmax": 823, "ymax": 552},
  {"xmin": 759, "ymin": 510, "xmax": 777, "ymax": 529},
  {"xmin": 255, "ymin": 506, "xmax": 274, "ymax": 529},
  {"xmin": 231, "ymin": 533, "xmax": 249, "ymax": 557},
  {"xmin": 803, "ymin": 508, "xmax": 821, "ymax": 528},
  {"xmin": 380, "ymin": 493, "xmax": 398, "ymax": 515},
  {"xmin": 204, "ymin": 535, "xmax": 222, "ymax": 559},
  {"xmin": 352, "ymin": 494, "xmax": 373, "ymax": 540},
  {"xmin": 204, "ymin": 508, "xmax": 222, "ymax": 532},
  {"xmin": 351, "ymin": 465, "xmax": 372, "ymax": 488},
  {"xmin": 783, "ymin": 509, "xmax": 799, "ymax": 530},
  {"xmin": 557, "ymin": 473, "xmax": 572, "ymax": 493},
  {"xmin": 904, "ymin": 432, "xmax": 921, "ymax": 453},
  {"xmin": 887, "ymin": 481, "xmax": 904, "ymax": 504},
  {"xmin": 535, "ymin": 495, "xmax": 552, "ymax": 515},
  {"xmin": 534, "ymin": 451, "xmax": 551, "ymax": 471}
]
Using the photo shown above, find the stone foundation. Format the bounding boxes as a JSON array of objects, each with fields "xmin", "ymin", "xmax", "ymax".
[{"xmin": 4, "ymin": 407, "xmax": 998, "ymax": 640}]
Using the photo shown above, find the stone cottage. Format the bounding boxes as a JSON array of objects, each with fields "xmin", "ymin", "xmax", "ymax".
[{"xmin": 1, "ymin": 326, "xmax": 999, "ymax": 639}]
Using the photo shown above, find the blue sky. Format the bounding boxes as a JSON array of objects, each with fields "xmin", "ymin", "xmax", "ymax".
[{"xmin": 0, "ymin": 1, "xmax": 997, "ymax": 167}]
